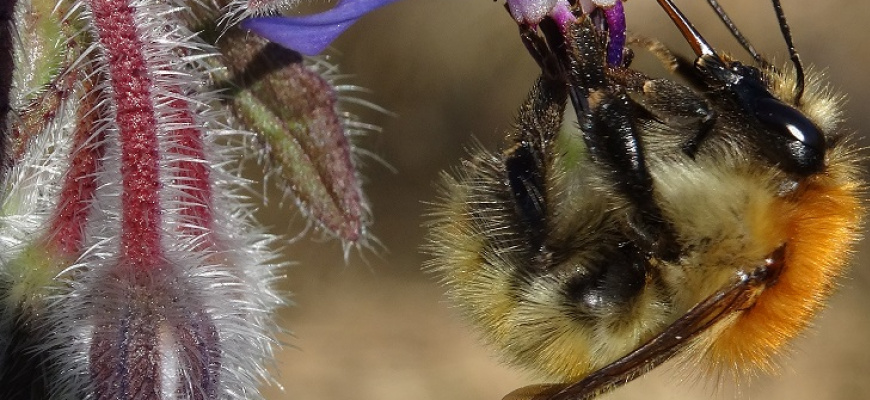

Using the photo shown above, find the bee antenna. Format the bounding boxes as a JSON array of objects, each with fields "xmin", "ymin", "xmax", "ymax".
[
  {"xmin": 771, "ymin": 0, "xmax": 805, "ymax": 102},
  {"xmin": 704, "ymin": 0, "xmax": 770, "ymax": 69},
  {"xmin": 655, "ymin": 0, "xmax": 718, "ymax": 59}
]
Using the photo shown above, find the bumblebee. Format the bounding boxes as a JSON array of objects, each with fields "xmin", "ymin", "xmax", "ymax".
[{"xmin": 425, "ymin": 0, "xmax": 864, "ymax": 398}]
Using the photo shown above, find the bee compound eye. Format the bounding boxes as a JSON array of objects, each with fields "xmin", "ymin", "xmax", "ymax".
[
  {"xmin": 753, "ymin": 97, "xmax": 826, "ymax": 175},
  {"xmin": 755, "ymin": 97, "xmax": 825, "ymax": 150}
]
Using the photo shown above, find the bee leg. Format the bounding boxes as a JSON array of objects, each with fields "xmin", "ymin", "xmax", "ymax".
[
  {"xmin": 622, "ymin": 36, "xmax": 718, "ymax": 157},
  {"xmin": 637, "ymin": 79, "xmax": 717, "ymax": 157},
  {"xmin": 543, "ymin": 18, "xmax": 679, "ymax": 256},
  {"xmin": 583, "ymin": 87, "xmax": 679, "ymax": 258},
  {"xmin": 504, "ymin": 76, "xmax": 569, "ymax": 251},
  {"xmin": 519, "ymin": 25, "xmax": 561, "ymax": 81}
]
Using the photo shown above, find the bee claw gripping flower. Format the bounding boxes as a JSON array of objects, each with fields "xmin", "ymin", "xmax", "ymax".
[
  {"xmin": 506, "ymin": 0, "xmax": 626, "ymax": 65},
  {"xmin": 0, "ymin": 0, "xmax": 385, "ymax": 397}
]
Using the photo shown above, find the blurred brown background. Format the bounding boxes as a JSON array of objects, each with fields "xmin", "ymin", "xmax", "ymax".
[{"xmin": 259, "ymin": 1, "xmax": 870, "ymax": 399}]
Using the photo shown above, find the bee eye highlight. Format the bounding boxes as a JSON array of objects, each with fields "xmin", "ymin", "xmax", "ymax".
[
  {"xmin": 723, "ymin": 63, "xmax": 827, "ymax": 175},
  {"xmin": 753, "ymin": 96, "xmax": 826, "ymax": 174}
]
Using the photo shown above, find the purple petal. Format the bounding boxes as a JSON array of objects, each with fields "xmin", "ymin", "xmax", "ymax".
[
  {"xmin": 506, "ymin": 0, "xmax": 574, "ymax": 31},
  {"xmin": 506, "ymin": 0, "xmax": 558, "ymax": 24},
  {"xmin": 241, "ymin": 0, "xmax": 403, "ymax": 55},
  {"xmin": 603, "ymin": 0, "xmax": 626, "ymax": 66}
]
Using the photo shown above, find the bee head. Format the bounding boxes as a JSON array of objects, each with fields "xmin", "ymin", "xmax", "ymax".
[{"xmin": 656, "ymin": 0, "xmax": 827, "ymax": 176}]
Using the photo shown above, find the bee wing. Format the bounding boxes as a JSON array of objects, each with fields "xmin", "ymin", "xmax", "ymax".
[{"xmin": 504, "ymin": 253, "xmax": 782, "ymax": 400}]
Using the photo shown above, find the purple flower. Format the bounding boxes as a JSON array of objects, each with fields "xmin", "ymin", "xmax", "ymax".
[
  {"xmin": 507, "ymin": 0, "xmax": 573, "ymax": 28},
  {"xmin": 241, "ymin": 0, "xmax": 403, "ymax": 55},
  {"xmin": 506, "ymin": 0, "xmax": 626, "ymax": 66}
]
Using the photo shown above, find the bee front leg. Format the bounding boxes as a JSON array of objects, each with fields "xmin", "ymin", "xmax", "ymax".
[
  {"xmin": 530, "ymin": 18, "xmax": 677, "ymax": 256},
  {"xmin": 545, "ymin": 19, "xmax": 678, "ymax": 257},
  {"xmin": 520, "ymin": 25, "xmax": 561, "ymax": 81},
  {"xmin": 581, "ymin": 86, "xmax": 679, "ymax": 258},
  {"xmin": 635, "ymin": 78, "xmax": 717, "ymax": 157}
]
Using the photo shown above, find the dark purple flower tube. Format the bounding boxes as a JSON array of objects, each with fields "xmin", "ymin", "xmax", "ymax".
[
  {"xmin": 241, "ymin": 0, "xmax": 403, "ymax": 55},
  {"xmin": 603, "ymin": 0, "xmax": 626, "ymax": 66},
  {"xmin": 506, "ymin": 0, "xmax": 626, "ymax": 65}
]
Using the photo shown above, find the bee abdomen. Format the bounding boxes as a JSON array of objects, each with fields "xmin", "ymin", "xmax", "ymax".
[{"xmin": 496, "ymin": 236, "xmax": 673, "ymax": 379}]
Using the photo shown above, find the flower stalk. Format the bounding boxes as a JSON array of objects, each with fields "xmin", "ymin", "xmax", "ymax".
[{"xmin": 91, "ymin": 0, "xmax": 163, "ymax": 270}]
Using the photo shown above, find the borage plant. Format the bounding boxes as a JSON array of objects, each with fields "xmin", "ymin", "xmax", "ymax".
[{"xmin": 0, "ymin": 0, "xmax": 397, "ymax": 398}]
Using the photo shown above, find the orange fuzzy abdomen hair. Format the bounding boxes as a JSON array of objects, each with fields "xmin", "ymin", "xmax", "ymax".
[{"xmin": 708, "ymin": 173, "xmax": 863, "ymax": 372}]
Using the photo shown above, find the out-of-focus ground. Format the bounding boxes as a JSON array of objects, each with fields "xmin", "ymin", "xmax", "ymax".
[{"xmin": 260, "ymin": 1, "xmax": 870, "ymax": 400}]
